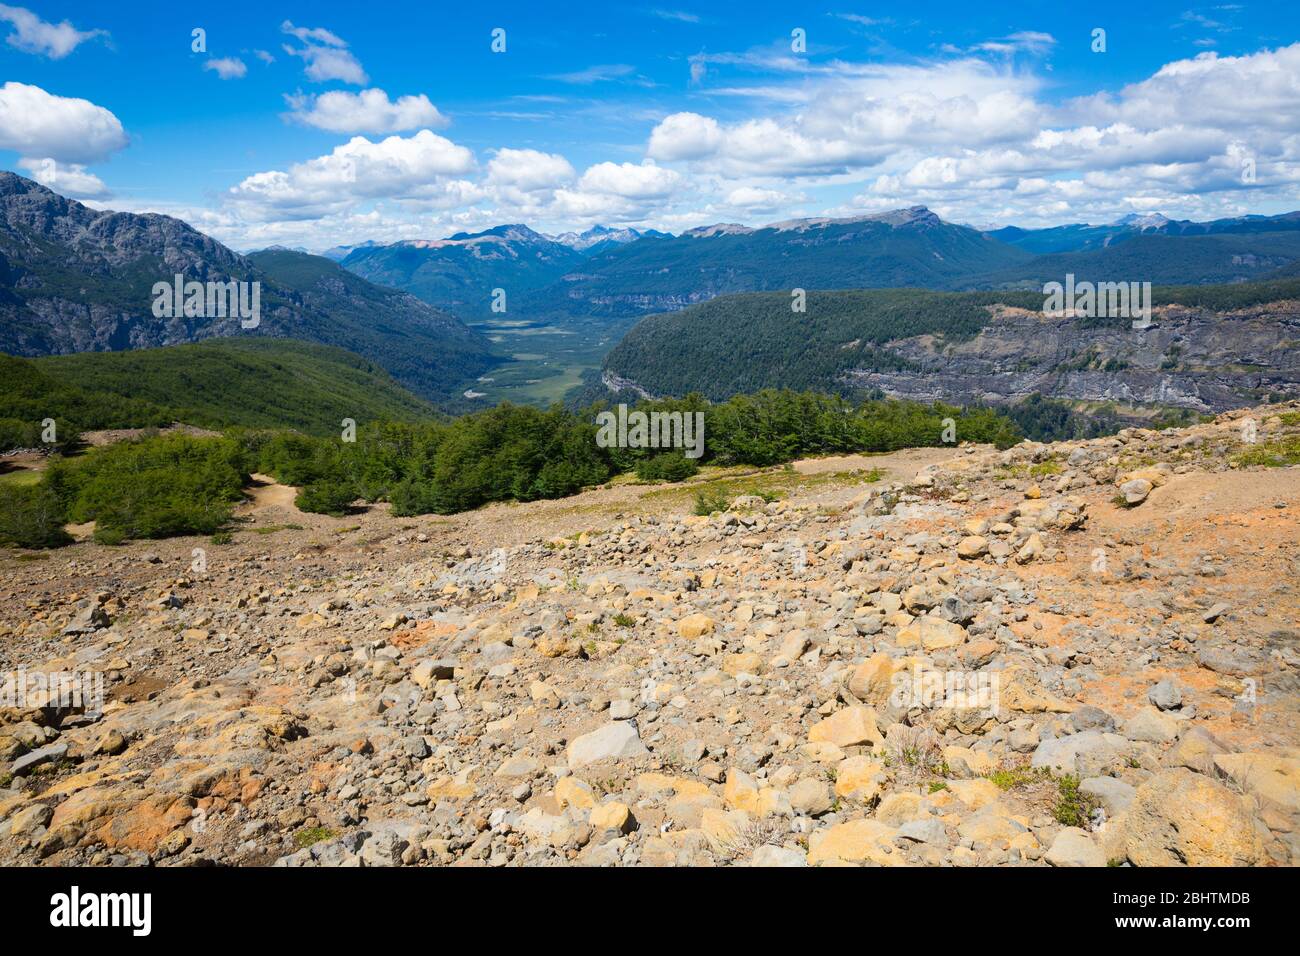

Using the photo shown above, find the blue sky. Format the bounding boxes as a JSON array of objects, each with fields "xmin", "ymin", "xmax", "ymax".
[{"xmin": 2, "ymin": 1, "xmax": 1298, "ymax": 249}]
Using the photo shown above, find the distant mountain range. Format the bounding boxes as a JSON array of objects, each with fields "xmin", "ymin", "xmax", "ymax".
[
  {"xmin": 0, "ymin": 172, "xmax": 495, "ymax": 402},
  {"xmin": 987, "ymin": 210, "xmax": 1300, "ymax": 254},
  {"xmin": 339, "ymin": 224, "xmax": 584, "ymax": 316},
  {"xmin": 549, "ymin": 224, "xmax": 671, "ymax": 254},
  {"xmin": 339, "ymin": 206, "xmax": 1035, "ymax": 319},
  {"xmin": 7, "ymin": 167, "xmax": 1300, "ymax": 418},
  {"xmin": 333, "ymin": 206, "xmax": 1300, "ymax": 326}
]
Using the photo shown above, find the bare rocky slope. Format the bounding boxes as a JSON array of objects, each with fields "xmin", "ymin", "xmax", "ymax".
[
  {"xmin": 0, "ymin": 406, "xmax": 1297, "ymax": 867},
  {"xmin": 843, "ymin": 301, "xmax": 1300, "ymax": 412}
]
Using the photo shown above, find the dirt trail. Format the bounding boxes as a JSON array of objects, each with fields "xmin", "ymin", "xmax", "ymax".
[{"xmin": 238, "ymin": 474, "xmax": 302, "ymax": 516}]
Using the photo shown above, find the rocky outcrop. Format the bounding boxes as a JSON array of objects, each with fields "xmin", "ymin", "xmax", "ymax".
[{"xmin": 841, "ymin": 302, "xmax": 1300, "ymax": 412}]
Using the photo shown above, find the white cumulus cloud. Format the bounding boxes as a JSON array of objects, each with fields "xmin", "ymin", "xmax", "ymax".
[
  {"xmin": 577, "ymin": 161, "xmax": 681, "ymax": 198},
  {"xmin": 227, "ymin": 130, "xmax": 477, "ymax": 218},
  {"xmin": 286, "ymin": 89, "xmax": 446, "ymax": 134},
  {"xmin": 0, "ymin": 81, "xmax": 127, "ymax": 165},
  {"xmin": 486, "ymin": 148, "xmax": 576, "ymax": 191}
]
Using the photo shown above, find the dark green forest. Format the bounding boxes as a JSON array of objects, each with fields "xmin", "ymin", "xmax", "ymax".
[{"xmin": 0, "ymin": 389, "xmax": 1023, "ymax": 549}]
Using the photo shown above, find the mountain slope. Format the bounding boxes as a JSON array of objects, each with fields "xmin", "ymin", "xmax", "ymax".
[
  {"xmin": 0, "ymin": 173, "xmax": 496, "ymax": 402},
  {"xmin": 964, "ymin": 233, "xmax": 1300, "ymax": 289},
  {"xmin": 987, "ymin": 210, "xmax": 1300, "ymax": 254},
  {"xmin": 524, "ymin": 207, "xmax": 1033, "ymax": 319},
  {"xmin": 340, "ymin": 224, "xmax": 583, "ymax": 314},
  {"xmin": 596, "ymin": 280, "xmax": 1300, "ymax": 411},
  {"xmin": 31, "ymin": 337, "xmax": 437, "ymax": 435}
]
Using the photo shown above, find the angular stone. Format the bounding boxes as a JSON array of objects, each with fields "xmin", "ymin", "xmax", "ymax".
[
  {"xmin": 1119, "ymin": 478, "xmax": 1151, "ymax": 505},
  {"xmin": 897, "ymin": 817, "xmax": 949, "ymax": 845},
  {"xmin": 1123, "ymin": 706, "xmax": 1180, "ymax": 744},
  {"xmin": 789, "ymin": 777, "xmax": 833, "ymax": 817},
  {"xmin": 807, "ymin": 819, "xmax": 900, "ymax": 866},
  {"xmin": 1212, "ymin": 752, "xmax": 1300, "ymax": 812},
  {"xmin": 896, "ymin": 616, "xmax": 966, "ymax": 651},
  {"xmin": 750, "ymin": 844, "xmax": 806, "ymax": 867},
  {"xmin": 833, "ymin": 756, "xmax": 885, "ymax": 802},
  {"xmin": 677, "ymin": 614, "xmax": 716, "ymax": 640},
  {"xmin": 589, "ymin": 802, "xmax": 632, "ymax": 833},
  {"xmin": 555, "ymin": 777, "xmax": 598, "ymax": 810},
  {"xmin": 567, "ymin": 721, "xmax": 649, "ymax": 769},
  {"xmin": 808, "ymin": 706, "xmax": 883, "ymax": 749},
  {"xmin": 10, "ymin": 742, "xmax": 68, "ymax": 775},
  {"xmin": 1147, "ymin": 679, "xmax": 1182, "ymax": 711}
]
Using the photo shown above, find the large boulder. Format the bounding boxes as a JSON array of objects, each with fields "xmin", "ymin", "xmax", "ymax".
[{"xmin": 1103, "ymin": 768, "xmax": 1264, "ymax": 866}]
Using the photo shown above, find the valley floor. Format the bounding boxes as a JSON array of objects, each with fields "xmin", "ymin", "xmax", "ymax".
[{"xmin": 0, "ymin": 409, "xmax": 1297, "ymax": 867}]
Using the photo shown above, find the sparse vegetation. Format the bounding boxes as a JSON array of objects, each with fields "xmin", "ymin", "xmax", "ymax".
[
  {"xmin": 1052, "ymin": 774, "xmax": 1102, "ymax": 829},
  {"xmin": 294, "ymin": 827, "xmax": 335, "ymax": 848},
  {"xmin": 1233, "ymin": 436, "xmax": 1300, "ymax": 468}
]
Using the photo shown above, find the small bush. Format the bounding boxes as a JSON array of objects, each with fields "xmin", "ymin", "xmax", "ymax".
[
  {"xmin": 51, "ymin": 434, "xmax": 246, "ymax": 542},
  {"xmin": 635, "ymin": 452, "xmax": 699, "ymax": 482},
  {"xmin": 295, "ymin": 480, "xmax": 357, "ymax": 516},
  {"xmin": 692, "ymin": 488, "xmax": 731, "ymax": 516},
  {"xmin": 92, "ymin": 525, "xmax": 126, "ymax": 546},
  {"xmin": 1053, "ymin": 774, "xmax": 1102, "ymax": 828},
  {"xmin": 0, "ymin": 484, "xmax": 71, "ymax": 549}
]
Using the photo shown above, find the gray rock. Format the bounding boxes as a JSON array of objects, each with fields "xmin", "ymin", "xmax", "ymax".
[
  {"xmin": 359, "ymin": 821, "xmax": 421, "ymax": 867},
  {"xmin": 1197, "ymin": 643, "xmax": 1261, "ymax": 676},
  {"xmin": 1147, "ymin": 679, "xmax": 1182, "ymax": 711},
  {"xmin": 7, "ymin": 802, "xmax": 52, "ymax": 837},
  {"xmin": 1124, "ymin": 706, "xmax": 1180, "ymax": 744},
  {"xmin": 897, "ymin": 817, "xmax": 950, "ymax": 845},
  {"xmin": 608, "ymin": 699, "xmax": 638, "ymax": 720},
  {"xmin": 401, "ymin": 736, "xmax": 431, "ymax": 759},
  {"xmin": 1069, "ymin": 705, "xmax": 1116, "ymax": 733},
  {"xmin": 1045, "ymin": 827, "xmax": 1106, "ymax": 867},
  {"xmin": 62, "ymin": 604, "xmax": 109, "ymax": 635},
  {"xmin": 10, "ymin": 742, "xmax": 68, "ymax": 775},
  {"xmin": 750, "ymin": 845, "xmax": 807, "ymax": 867},
  {"xmin": 1119, "ymin": 478, "xmax": 1151, "ymax": 505},
  {"xmin": 1202, "ymin": 602, "xmax": 1230, "ymax": 623},
  {"xmin": 1080, "ymin": 777, "xmax": 1136, "ymax": 817},
  {"xmin": 567, "ymin": 721, "xmax": 649, "ymax": 769},
  {"xmin": 1030, "ymin": 732, "xmax": 1128, "ymax": 776},
  {"xmin": 788, "ymin": 778, "xmax": 832, "ymax": 817}
]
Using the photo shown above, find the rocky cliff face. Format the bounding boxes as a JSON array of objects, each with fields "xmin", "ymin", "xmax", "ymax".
[
  {"xmin": 840, "ymin": 302, "xmax": 1300, "ymax": 413},
  {"xmin": 0, "ymin": 173, "xmax": 494, "ymax": 400}
]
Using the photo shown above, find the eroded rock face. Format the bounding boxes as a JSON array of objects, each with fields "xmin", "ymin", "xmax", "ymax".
[
  {"xmin": 840, "ymin": 305, "xmax": 1300, "ymax": 414},
  {"xmin": 0, "ymin": 402, "xmax": 1296, "ymax": 868}
]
